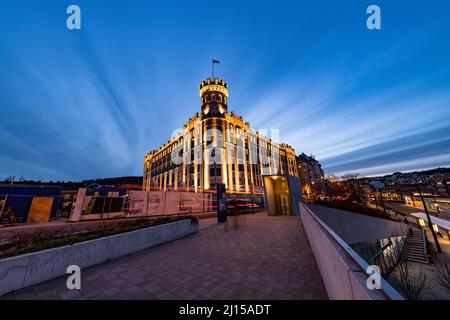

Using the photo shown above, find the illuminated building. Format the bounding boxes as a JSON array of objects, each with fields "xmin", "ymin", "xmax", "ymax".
[
  {"xmin": 143, "ymin": 77, "xmax": 298, "ymax": 194},
  {"xmin": 296, "ymin": 153, "xmax": 325, "ymax": 201}
]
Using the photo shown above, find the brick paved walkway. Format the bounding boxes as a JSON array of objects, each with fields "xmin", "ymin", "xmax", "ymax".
[{"xmin": 2, "ymin": 212, "xmax": 327, "ymax": 300}]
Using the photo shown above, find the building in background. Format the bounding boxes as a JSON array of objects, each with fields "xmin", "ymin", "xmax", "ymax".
[
  {"xmin": 143, "ymin": 77, "xmax": 298, "ymax": 194},
  {"xmin": 296, "ymin": 153, "xmax": 325, "ymax": 201}
]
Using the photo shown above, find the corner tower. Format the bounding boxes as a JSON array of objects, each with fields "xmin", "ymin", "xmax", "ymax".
[{"xmin": 199, "ymin": 78, "xmax": 228, "ymax": 117}]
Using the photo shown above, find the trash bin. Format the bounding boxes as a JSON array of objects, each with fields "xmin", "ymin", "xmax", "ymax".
[{"xmin": 217, "ymin": 184, "xmax": 227, "ymax": 223}]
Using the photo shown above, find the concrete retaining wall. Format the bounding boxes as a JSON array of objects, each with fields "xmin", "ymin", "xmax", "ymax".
[
  {"xmin": 308, "ymin": 204, "xmax": 408, "ymax": 244},
  {"xmin": 0, "ymin": 218, "xmax": 199, "ymax": 296},
  {"xmin": 300, "ymin": 203, "xmax": 403, "ymax": 300}
]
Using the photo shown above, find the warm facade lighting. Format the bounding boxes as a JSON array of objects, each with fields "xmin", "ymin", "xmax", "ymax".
[
  {"xmin": 143, "ymin": 78, "xmax": 298, "ymax": 193},
  {"xmin": 418, "ymin": 218, "xmax": 426, "ymax": 228},
  {"xmin": 432, "ymin": 224, "xmax": 439, "ymax": 233}
]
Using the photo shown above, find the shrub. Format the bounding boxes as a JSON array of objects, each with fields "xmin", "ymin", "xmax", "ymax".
[
  {"xmin": 395, "ymin": 259, "xmax": 426, "ymax": 300},
  {"xmin": 0, "ymin": 216, "xmax": 194, "ymax": 259},
  {"xmin": 315, "ymin": 200, "xmax": 395, "ymax": 221},
  {"xmin": 435, "ymin": 253, "xmax": 450, "ymax": 291}
]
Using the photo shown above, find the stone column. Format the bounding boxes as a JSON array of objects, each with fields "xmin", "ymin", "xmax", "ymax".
[{"xmin": 69, "ymin": 188, "xmax": 86, "ymax": 222}]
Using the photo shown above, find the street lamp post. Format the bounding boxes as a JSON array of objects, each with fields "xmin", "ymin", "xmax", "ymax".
[
  {"xmin": 373, "ymin": 190, "xmax": 379, "ymax": 210},
  {"xmin": 311, "ymin": 181, "xmax": 316, "ymax": 203},
  {"xmin": 432, "ymin": 187, "xmax": 441, "ymax": 215},
  {"xmin": 418, "ymin": 187, "xmax": 442, "ymax": 254},
  {"xmin": 379, "ymin": 189, "xmax": 387, "ymax": 215}
]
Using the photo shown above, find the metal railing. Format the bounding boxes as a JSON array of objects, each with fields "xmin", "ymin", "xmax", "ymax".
[
  {"xmin": 1, "ymin": 190, "xmax": 267, "ymax": 225},
  {"xmin": 124, "ymin": 190, "xmax": 266, "ymax": 218},
  {"xmin": 366, "ymin": 236, "xmax": 406, "ymax": 278}
]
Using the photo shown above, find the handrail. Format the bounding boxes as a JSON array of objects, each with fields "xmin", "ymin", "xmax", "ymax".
[
  {"xmin": 420, "ymin": 228, "xmax": 428, "ymax": 259},
  {"xmin": 299, "ymin": 201, "xmax": 404, "ymax": 300},
  {"xmin": 367, "ymin": 238, "xmax": 393, "ymax": 265},
  {"xmin": 368, "ymin": 236, "xmax": 406, "ymax": 278}
]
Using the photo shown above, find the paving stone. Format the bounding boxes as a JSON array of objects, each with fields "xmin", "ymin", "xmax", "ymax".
[
  {"xmin": 102, "ymin": 286, "xmax": 122, "ymax": 297},
  {"xmin": 1, "ymin": 213, "xmax": 327, "ymax": 300},
  {"xmin": 60, "ymin": 289, "xmax": 81, "ymax": 300}
]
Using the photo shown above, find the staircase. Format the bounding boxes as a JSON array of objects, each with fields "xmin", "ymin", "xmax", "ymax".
[{"xmin": 401, "ymin": 229, "xmax": 428, "ymax": 264}]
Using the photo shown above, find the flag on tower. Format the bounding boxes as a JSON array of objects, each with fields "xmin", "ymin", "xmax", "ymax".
[{"xmin": 211, "ymin": 59, "xmax": 220, "ymax": 78}]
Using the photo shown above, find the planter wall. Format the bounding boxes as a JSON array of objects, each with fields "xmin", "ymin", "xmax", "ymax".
[{"xmin": 0, "ymin": 218, "xmax": 198, "ymax": 296}]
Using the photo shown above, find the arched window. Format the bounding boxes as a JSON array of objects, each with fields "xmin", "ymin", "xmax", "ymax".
[{"xmin": 211, "ymin": 94, "xmax": 216, "ymax": 101}]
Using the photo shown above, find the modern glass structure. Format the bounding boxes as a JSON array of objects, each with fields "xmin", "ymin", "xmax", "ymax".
[{"xmin": 143, "ymin": 78, "xmax": 298, "ymax": 194}]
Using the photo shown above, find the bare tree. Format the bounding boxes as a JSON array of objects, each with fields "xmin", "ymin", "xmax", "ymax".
[
  {"xmin": 3, "ymin": 176, "xmax": 14, "ymax": 183},
  {"xmin": 341, "ymin": 173, "xmax": 362, "ymax": 201},
  {"xmin": 435, "ymin": 253, "xmax": 450, "ymax": 291},
  {"xmin": 396, "ymin": 259, "xmax": 426, "ymax": 300},
  {"xmin": 341, "ymin": 173, "xmax": 360, "ymax": 181}
]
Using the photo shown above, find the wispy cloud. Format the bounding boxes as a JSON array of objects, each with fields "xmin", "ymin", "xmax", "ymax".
[{"xmin": 0, "ymin": 1, "xmax": 449, "ymax": 180}]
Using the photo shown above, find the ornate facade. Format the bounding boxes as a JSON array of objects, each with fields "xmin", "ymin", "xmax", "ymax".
[
  {"xmin": 143, "ymin": 78, "xmax": 298, "ymax": 194},
  {"xmin": 296, "ymin": 153, "xmax": 325, "ymax": 201}
]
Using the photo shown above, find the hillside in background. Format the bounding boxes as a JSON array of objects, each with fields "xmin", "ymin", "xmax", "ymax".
[{"xmin": 0, "ymin": 176, "xmax": 143, "ymax": 190}]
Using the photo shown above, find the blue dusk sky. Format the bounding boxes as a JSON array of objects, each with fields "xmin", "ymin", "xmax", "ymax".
[{"xmin": 0, "ymin": 0, "xmax": 450, "ymax": 181}]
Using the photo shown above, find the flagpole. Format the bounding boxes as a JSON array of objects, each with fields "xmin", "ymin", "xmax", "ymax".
[{"xmin": 211, "ymin": 59, "xmax": 220, "ymax": 79}]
